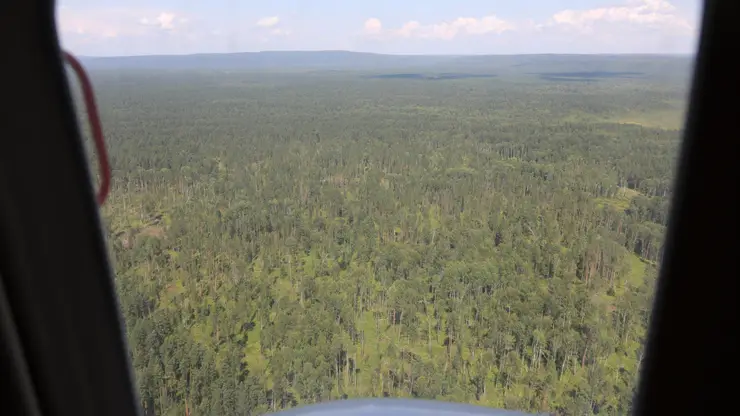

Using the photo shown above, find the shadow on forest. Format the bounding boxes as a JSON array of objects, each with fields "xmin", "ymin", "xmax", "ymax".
[
  {"xmin": 365, "ymin": 73, "xmax": 497, "ymax": 81},
  {"xmin": 537, "ymin": 71, "xmax": 644, "ymax": 82}
]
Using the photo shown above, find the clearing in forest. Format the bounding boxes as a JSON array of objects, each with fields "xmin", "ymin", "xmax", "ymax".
[{"xmin": 594, "ymin": 187, "xmax": 641, "ymax": 211}]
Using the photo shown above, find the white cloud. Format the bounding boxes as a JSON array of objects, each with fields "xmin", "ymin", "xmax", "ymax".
[
  {"xmin": 138, "ymin": 12, "xmax": 181, "ymax": 30},
  {"xmin": 255, "ymin": 16, "xmax": 290, "ymax": 38},
  {"xmin": 156, "ymin": 13, "xmax": 176, "ymax": 30},
  {"xmin": 551, "ymin": 0, "xmax": 692, "ymax": 33},
  {"xmin": 271, "ymin": 28, "xmax": 292, "ymax": 36},
  {"xmin": 365, "ymin": 15, "xmax": 514, "ymax": 40},
  {"xmin": 57, "ymin": 7, "xmax": 187, "ymax": 40},
  {"xmin": 360, "ymin": 0, "xmax": 696, "ymax": 53},
  {"xmin": 58, "ymin": 8, "xmax": 144, "ymax": 38},
  {"xmin": 57, "ymin": 1, "xmax": 698, "ymax": 56},
  {"xmin": 256, "ymin": 16, "xmax": 280, "ymax": 28},
  {"xmin": 364, "ymin": 18, "xmax": 383, "ymax": 34},
  {"xmin": 427, "ymin": 16, "xmax": 514, "ymax": 39},
  {"xmin": 57, "ymin": 7, "xmax": 202, "ymax": 56}
]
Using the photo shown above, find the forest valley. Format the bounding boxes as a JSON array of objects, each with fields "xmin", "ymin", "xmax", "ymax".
[{"xmin": 81, "ymin": 57, "xmax": 688, "ymax": 415}]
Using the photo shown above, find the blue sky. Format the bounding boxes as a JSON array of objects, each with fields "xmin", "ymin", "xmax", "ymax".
[{"xmin": 56, "ymin": 0, "xmax": 702, "ymax": 56}]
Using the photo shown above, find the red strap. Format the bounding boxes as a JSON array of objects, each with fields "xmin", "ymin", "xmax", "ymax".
[{"xmin": 63, "ymin": 51, "xmax": 111, "ymax": 206}]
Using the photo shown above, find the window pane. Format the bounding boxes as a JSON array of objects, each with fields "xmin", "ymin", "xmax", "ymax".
[{"xmin": 57, "ymin": 1, "xmax": 701, "ymax": 414}]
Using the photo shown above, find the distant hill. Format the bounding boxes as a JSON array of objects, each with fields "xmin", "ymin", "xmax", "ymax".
[
  {"xmin": 79, "ymin": 50, "xmax": 694, "ymax": 81},
  {"xmin": 79, "ymin": 51, "xmax": 451, "ymax": 70}
]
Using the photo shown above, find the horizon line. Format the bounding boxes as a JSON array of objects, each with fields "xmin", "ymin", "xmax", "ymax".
[{"xmin": 79, "ymin": 49, "xmax": 696, "ymax": 59}]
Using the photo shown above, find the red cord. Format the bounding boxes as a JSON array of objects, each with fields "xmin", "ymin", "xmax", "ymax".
[{"xmin": 63, "ymin": 51, "xmax": 111, "ymax": 206}]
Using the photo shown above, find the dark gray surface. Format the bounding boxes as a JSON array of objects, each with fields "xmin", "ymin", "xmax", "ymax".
[{"xmin": 271, "ymin": 399, "xmax": 541, "ymax": 416}]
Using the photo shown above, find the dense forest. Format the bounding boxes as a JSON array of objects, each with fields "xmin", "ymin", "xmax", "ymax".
[{"xmin": 80, "ymin": 55, "xmax": 689, "ymax": 415}]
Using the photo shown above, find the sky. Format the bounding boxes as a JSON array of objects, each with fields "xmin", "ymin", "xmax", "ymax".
[{"xmin": 56, "ymin": 0, "xmax": 702, "ymax": 57}]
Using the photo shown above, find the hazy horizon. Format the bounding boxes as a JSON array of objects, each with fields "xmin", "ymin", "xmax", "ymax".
[{"xmin": 78, "ymin": 50, "xmax": 697, "ymax": 59}]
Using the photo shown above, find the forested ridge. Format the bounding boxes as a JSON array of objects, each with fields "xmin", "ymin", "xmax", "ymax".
[{"xmin": 83, "ymin": 64, "xmax": 686, "ymax": 415}]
